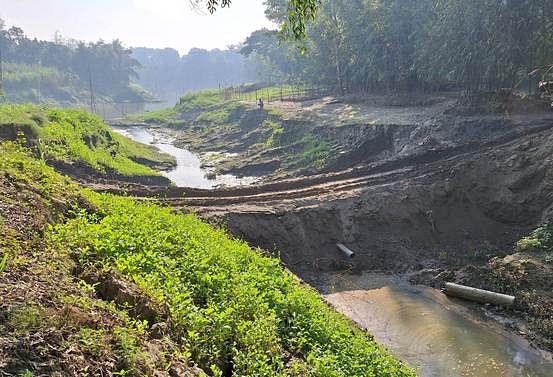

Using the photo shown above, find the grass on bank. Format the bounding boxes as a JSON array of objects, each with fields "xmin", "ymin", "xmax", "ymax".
[
  {"xmin": 131, "ymin": 87, "xmax": 334, "ymax": 173},
  {"xmin": 0, "ymin": 104, "xmax": 174, "ymax": 177},
  {"xmin": 0, "ymin": 137, "xmax": 415, "ymax": 376},
  {"xmin": 0, "ymin": 141, "xmax": 183, "ymax": 376},
  {"xmin": 51, "ymin": 190, "xmax": 415, "ymax": 377},
  {"xmin": 134, "ymin": 90, "xmax": 243, "ymax": 126}
]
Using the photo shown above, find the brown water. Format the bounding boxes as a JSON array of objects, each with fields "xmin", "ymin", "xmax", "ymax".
[{"xmin": 323, "ymin": 273, "xmax": 553, "ymax": 377}]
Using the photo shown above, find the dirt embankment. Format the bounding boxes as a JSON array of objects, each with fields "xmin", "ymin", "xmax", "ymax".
[{"xmin": 98, "ymin": 96, "xmax": 553, "ymax": 352}]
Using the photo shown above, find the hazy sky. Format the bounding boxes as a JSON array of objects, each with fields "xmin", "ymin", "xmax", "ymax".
[{"xmin": 0, "ymin": 0, "xmax": 274, "ymax": 54}]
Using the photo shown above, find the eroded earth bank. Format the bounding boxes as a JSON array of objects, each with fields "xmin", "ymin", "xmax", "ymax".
[{"xmin": 107, "ymin": 93, "xmax": 553, "ymax": 375}]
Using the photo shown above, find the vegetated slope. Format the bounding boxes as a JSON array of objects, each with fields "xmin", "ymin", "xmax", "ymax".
[
  {"xmin": 1, "ymin": 63, "xmax": 90, "ymax": 105},
  {"xmin": 0, "ymin": 22, "xmax": 154, "ymax": 107},
  {"xmin": 0, "ymin": 104, "xmax": 175, "ymax": 186},
  {"xmin": 1, "ymin": 63, "xmax": 155, "ymax": 107},
  {"xmin": 132, "ymin": 89, "xmax": 341, "ymax": 178},
  {"xmin": 0, "ymin": 142, "xmax": 199, "ymax": 376},
  {"xmin": 0, "ymin": 141, "xmax": 414, "ymax": 374}
]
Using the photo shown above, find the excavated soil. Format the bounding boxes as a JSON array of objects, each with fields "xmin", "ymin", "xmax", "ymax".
[{"xmin": 94, "ymin": 99, "xmax": 553, "ymax": 352}]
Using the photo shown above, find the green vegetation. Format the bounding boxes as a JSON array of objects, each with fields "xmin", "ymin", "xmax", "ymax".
[
  {"xmin": 0, "ymin": 141, "xmax": 172, "ymax": 375},
  {"xmin": 175, "ymin": 90, "xmax": 225, "ymax": 112},
  {"xmin": 0, "ymin": 127, "xmax": 413, "ymax": 375},
  {"xmin": 136, "ymin": 107, "xmax": 178, "ymax": 124},
  {"xmin": 131, "ymin": 88, "xmax": 335, "ymax": 175},
  {"xmin": 51, "ymin": 190, "xmax": 414, "ymax": 376},
  {"xmin": 0, "ymin": 140, "xmax": 81, "ymax": 199},
  {"xmin": 516, "ymin": 223, "xmax": 553, "ymax": 256},
  {"xmin": 134, "ymin": 93, "xmax": 245, "ymax": 128},
  {"xmin": 201, "ymin": 0, "xmax": 319, "ymax": 41},
  {"xmin": 195, "ymin": 101, "xmax": 244, "ymax": 124},
  {"xmin": 287, "ymin": 135, "xmax": 331, "ymax": 170},
  {"xmin": 0, "ymin": 22, "xmax": 149, "ymax": 105},
  {"xmin": 263, "ymin": 119, "xmax": 285, "ymax": 147},
  {"xmin": 4, "ymin": 63, "xmax": 65, "ymax": 86},
  {"xmin": 0, "ymin": 104, "xmax": 175, "ymax": 178},
  {"xmin": 245, "ymin": 0, "xmax": 553, "ymax": 94}
]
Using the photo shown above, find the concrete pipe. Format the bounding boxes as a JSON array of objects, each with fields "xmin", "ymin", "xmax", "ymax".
[
  {"xmin": 444, "ymin": 282, "xmax": 515, "ymax": 307},
  {"xmin": 336, "ymin": 243, "xmax": 355, "ymax": 258}
]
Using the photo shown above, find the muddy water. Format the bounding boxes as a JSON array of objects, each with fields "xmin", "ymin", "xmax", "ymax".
[
  {"xmin": 112, "ymin": 127, "xmax": 257, "ymax": 188},
  {"xmin": 322, "ymin": 273, "xmax": 553, "ymax": 377}
]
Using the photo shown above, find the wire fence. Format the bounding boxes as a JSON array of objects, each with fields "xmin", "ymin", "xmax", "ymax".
[{"xmin": 221, "ymin": 84, "xmax": 330, "ymax": 104}]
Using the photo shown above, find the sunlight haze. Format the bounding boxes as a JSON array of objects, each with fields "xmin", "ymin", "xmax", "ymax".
[{"xmin": 0, "ymin": 0, "xmax": 274, "ymax": 53}]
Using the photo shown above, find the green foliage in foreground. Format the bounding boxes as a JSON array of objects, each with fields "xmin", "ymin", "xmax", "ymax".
[
  {"xmin": 0, "ymin": 141, "xmax": 81, "ymax": 200},
  {"xmin": 0, "ymin": 104, "xmax": 174, "ymax": 177},
  {"xmin": 50, "ymin": 191, "xmax": 414, "ymax": 377}
]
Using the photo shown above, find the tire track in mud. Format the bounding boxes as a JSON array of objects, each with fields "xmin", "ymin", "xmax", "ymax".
[{"xmin": 98, "ymin": 122, "xmax": 553, "ymax": 210}]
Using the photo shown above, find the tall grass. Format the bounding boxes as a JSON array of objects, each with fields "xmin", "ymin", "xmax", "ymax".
[
  {"xmin": 4, "ymin": 63, "xmax": 67, "ymax": 86},
  {"xmin": 175, "ymin": 89, "xmax": 225, "ymax": 112}
]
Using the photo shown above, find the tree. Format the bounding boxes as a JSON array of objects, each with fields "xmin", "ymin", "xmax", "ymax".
[
  {"xmin": 196, "ymin": 0, "xmax": 320, "ymax": 40},
  {"xmin": 243, "ymin": 0, "xmax": 553, "ymax": 95}
]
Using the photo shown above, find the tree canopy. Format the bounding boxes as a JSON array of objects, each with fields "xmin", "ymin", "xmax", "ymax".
[
  {"xmin": 198, "ymin": 0, "xmax": 320, "ymax": 40},
  {"xmin": 0, "ymin": 22, "xmax": 142, "ymax": 101},
  {"xmin": 242, "ymin": 0, "xmax": 553, "ymax": 94}
]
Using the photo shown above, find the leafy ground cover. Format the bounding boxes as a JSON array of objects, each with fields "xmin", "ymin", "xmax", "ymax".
[
  {"xmin": 0, "ymin": 142, "xmax": 198, "ymax": 376},
  {"xmin": 0, "ymin": 104, "xmax": 175, "ymax": 179},
  {"xmin": 51, "ymin": 191, "xmax": 415, "ymax": 376},
  {"xmin": 0, "ymin": 134, "xmax": 415, "ymax": 376}
]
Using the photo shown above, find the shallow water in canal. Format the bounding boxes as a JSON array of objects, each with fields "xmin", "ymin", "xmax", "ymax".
[
  {"xmin": 112, "ymin": 127, "xmax": 257, "ymax": 188},
  {"xmin": 323, "ymin": 273, "xmax": 553, "ymax": 377}
]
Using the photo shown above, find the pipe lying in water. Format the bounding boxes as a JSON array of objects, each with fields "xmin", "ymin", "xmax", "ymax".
[
  {"xmin": 336, "ymin": 243, "xmax": 355, "ymax": 258},
  {"xmin": 444, "ymin": 282, "xmax": 515, "ymax": 307}
]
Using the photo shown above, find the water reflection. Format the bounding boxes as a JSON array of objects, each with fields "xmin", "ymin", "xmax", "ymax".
[
  {"xmin": 323, "ymin": 273, "xmax": 553, "ymax": 377},
  {"xmin": 112, "ymin": 127, "xmax": 257, "ymax": 189}
]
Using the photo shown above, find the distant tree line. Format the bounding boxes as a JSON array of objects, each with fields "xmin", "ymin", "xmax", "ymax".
[
  {"xmin": 0, "ymin": 19, "xmax": 142, "ymax": 100},
  {"xmin": 131, "ymin": 47, "xmax": 259, "ymax": 106},
  {"xmin": 243, "ymin": 0, "xmax": 553, "ymax": 94}
]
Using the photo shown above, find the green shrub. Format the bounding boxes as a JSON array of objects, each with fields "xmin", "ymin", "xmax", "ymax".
[
  {"xmin": 263, "ymin": 119, "xmax": 285, "ymax": 147},
  {"xmin": 516, "ymin": 223, "xmax": 553, "ymax": 253},
  {"xmin": 50, "ymin": 192, "xmax": 414, "ymax": 377}
]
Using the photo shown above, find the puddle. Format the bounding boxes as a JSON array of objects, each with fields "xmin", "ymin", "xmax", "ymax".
[{"xmin": 322, "ymin": 272, "xmax": 553, "ymax": 377}]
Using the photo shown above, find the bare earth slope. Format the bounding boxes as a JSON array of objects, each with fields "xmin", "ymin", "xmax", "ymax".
[{"xmin": 98, "ymin": 96, "xmax": 553, "ymax": 351}]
